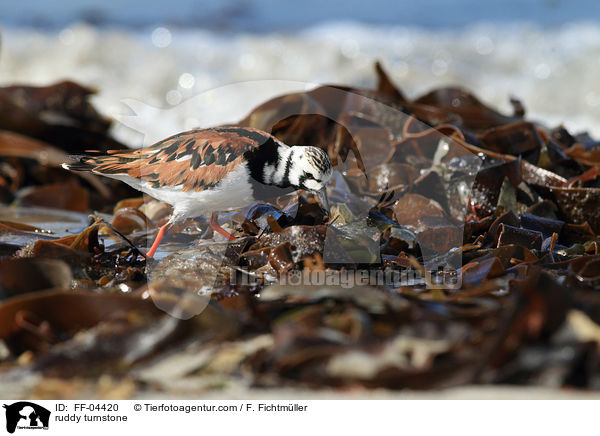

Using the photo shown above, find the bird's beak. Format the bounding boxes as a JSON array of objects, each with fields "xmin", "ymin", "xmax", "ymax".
[{"xmin": 316, "ymin": 188, "xmax": 331, "ymax": 217}]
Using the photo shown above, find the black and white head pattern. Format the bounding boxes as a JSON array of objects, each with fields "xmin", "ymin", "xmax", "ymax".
[{"xmin": 260, "ymin": 145, "xmax": 333, "ymax": 192}]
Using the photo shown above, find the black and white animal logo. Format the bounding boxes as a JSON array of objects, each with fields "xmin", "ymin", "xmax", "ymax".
[{"xmin": 3, "ymin": 402, "xmax": 50, "ymax": 433}]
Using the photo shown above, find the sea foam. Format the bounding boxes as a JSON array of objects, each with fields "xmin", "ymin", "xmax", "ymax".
[{"xmin": 1, "ymin": 21, "xmax": 599, "ymax": 144}]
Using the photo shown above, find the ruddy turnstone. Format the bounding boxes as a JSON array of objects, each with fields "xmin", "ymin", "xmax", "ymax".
[{"xmin": 63, "ymin": 126, "xmax": 333, "ymax": 258}]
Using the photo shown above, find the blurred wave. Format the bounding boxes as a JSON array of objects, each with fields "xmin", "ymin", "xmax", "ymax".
[{"xmin": 1, "ymin": 1, "xmax": 600, "ymax": 141}]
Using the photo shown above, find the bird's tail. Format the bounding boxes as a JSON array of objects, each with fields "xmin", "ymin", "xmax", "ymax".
[{"xmin": 61, "ymin": 155, "xmax": 96, "ymax": 172}]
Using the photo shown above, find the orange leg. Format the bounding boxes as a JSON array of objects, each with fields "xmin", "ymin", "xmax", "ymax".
[
  {"xmin": 210, "ymin": 213, "xmax": 236, "ymax": 241},
  {"xmin": 146, "ymin": 222, "xmax": 169, "ymax": 258}
]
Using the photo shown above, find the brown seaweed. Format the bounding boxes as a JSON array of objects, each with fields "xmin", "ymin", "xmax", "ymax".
[{"xmin": 2, "ymin": 64, "xmax": 600, "ymax": 396}]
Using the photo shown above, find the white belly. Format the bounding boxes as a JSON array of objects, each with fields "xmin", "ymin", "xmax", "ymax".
[{"xmin": 118, "ymin": 164, "xmax": 255, "ymax": 221}]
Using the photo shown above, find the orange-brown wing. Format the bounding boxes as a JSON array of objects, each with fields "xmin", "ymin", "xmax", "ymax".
[{"xmin": 79, "ymin": 127, "xmax": 277, "ymax": 192}]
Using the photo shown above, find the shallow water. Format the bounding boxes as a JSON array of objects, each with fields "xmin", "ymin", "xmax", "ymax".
[
  {"xmin": 0, "ymin": 204, "xmax": 89, "ymax": 232},
  {"xmin": 0, "ymin": 206, "xmax": 111, "ymax": 247}
]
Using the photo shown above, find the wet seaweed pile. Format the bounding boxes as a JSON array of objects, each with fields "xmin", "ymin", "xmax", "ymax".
[{"xmin": 1, "ymin": 63, "xmax": 600, "ymax": 397}]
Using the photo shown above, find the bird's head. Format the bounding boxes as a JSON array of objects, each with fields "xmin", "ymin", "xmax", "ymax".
[
  {"xmin": 287, "ymin": 146, "xmax": 333, "ymax": 214},
  {"xmin": 289, "ymin": 146, "xmax": 333, "ymax": 192},
  {"xmin": 251, "ymin": 142, "xmax": 333, "ymax": 213}
]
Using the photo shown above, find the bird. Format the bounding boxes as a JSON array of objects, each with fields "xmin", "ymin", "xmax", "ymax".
[{"xmin": 63, "ymin": 126, "xmax": 333, "ymax": 258}]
